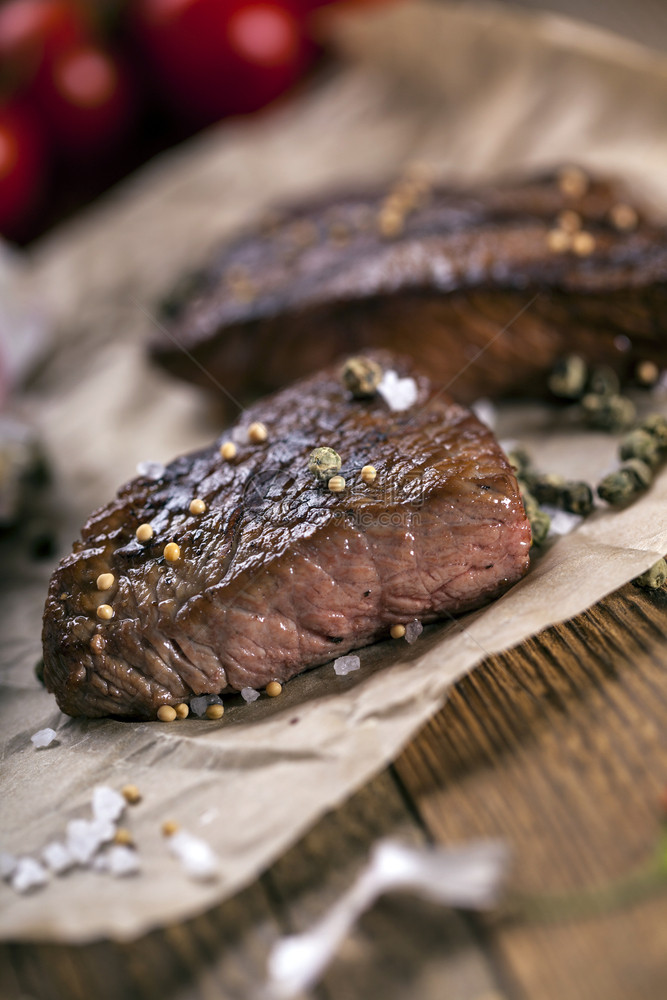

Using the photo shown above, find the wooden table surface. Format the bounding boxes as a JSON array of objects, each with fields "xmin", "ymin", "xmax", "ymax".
[{"xmin": 3, "ymin": 572, "xmax": 666, "ymax": 1000}]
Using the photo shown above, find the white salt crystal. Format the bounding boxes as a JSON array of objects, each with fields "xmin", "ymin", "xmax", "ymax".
[
  {"xmin": 107, "ymin": 845, "xmax": 141, "ymax": 877},
  {"xmin": 168, "ymin": 831, "xmax": 219, "ymax": 881},
  {"xmin": 136, "ymin": 460, "xmax": 165, "ymax": 480},
  {"xmin": 377, "ymin": 370, "xmax": 418, "ymax": 412},
  {"xmin": 241, "ymin": 687, "xmax": 260, "ymax": 703},
  {"xmin": 405, "ymin": 620, "xmax": 423, "ymax": 645},
  {"xmin": 0, "ymin": 851, "xmax": 17, "ymax": 880},
  {"xmin": 471, "ymin": 398, "xmax": 497, "ymax": 430},
  {"xmin": 11, "ymin": 858, "xmax": 48, "ymax": 894},
  {"xmin": 333, "ymin": 655, "xmax": 360, "ymax": 676},
  {"xmin": 92, "ymin": 786, "xmax": 126, "ymax": 824},
  {"xmin": 190, "ymin": 695, "xmax": 210, "ymax": 717},
  {"xmin": 543, "ymin": 506, "xmax": 583, "ymax": 538},
  {"xmin": 199, "ymin": 807, "xmax": 219, "ymax": 826},
  {"xmin": 66, "ymin": 818, "xmax": 115, "ymax": 865},
  {"xmin": 42, "ymin": 841, "xmax": 74, "ymax": 875},
  {"xmin": 31, "ymin": 727, "xmax": 57, "ymax": 749}
]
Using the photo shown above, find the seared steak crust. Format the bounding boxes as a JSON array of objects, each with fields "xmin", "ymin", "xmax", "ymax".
[
  {"xmin": 42, "ymin": 355, "xmax": 530, "ymax": 718},
  {"xmin": 152, "ymin": 171, "xmax": 667, "ymax": 405}
]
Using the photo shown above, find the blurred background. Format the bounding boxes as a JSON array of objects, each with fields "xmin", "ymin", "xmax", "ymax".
[{"xmin": 0, "ymin": 0, "xmax": 385, "ymax": 244}]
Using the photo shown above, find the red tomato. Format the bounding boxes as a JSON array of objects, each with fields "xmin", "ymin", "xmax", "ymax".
[
  {"xmin": 32, "ymin": 44, "xmax": 132, "ymax": 158},
  {"xmin": 0, "ymin": 102, "xmax": 45, "ymax": 236},
  {"xmin": 0, "ymin": 1, "xmax": 88, "ymax": 91},
  {"xmin": 134, "ymin": 0, "xmax": 316, "ymax": 125}
]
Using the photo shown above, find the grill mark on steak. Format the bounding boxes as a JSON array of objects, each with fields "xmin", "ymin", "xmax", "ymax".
[
  {"xmin": 42, "ymin": 353, "xmax": 531, "ymax": 718},
  {"xmin": 151, "ymin": 171, "xmax": 667, "ymax": 406}
]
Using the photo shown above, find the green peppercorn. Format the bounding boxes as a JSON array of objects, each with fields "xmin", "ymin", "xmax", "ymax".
[
  {"xmin": 341, "ymin": 356, "xmax": 383, "ymax": 398},
  {"xmin": 640, "ymin": 414, "xmax": 667, "ymax": 450},
  {"xmin": 529, "ymin": 474, "xmax": 593, "ymax": 515},
  {"xmin": 633, "ymin": 558, "xmax": 667, "ymax": 590},
  {"xmin": 619, "ymin": 428, "xmax": 661, "ymax": 467},
  {"xmin": 308, "ymin": 446, "xmax": 342, "ymax": 483},
  {"xmin": 507, "ymin": 447, "xmax": 533, "ymax": 478},
  {"xmin": 560, "ymin": 481, "xmax": 595, "ymax": 516},
  {"xmin": 587, "ymin": 365, "xmax": 620, "ymax": 398},
  {"xmin": 597, "ymin": 459, "xmax": 653, "ymax": 506},
  {"xmin": 548, "ymin": 355, "xmax": 588, "ymax": 399},
  {"xmin": 581, "ymin": 393, "xmax": 636, "ymax": 433},
  {"xmin": 623, "ymin": 457, "xmax": 654, "ymax": 489},
  {"xmin": 520, "ymin": 488, "xmax": 551, "ymax": 547}
]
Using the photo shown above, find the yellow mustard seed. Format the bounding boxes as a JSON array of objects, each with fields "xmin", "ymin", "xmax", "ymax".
[
  {"xmin": 557, "ymin": 209, "xmax": 582, "ymax": 233},
  {"xmin": 90, "ymin": 634, "xmax": 106, "ymax": 654},
  {"xmin": 161, "ymin": 819, "xmax": 179, "ymax": 837},
  {"xmin": 546, "ymin": 228, "xmax": 571, "ymax": 254},
  {"xmin": 328, "ymin": 475, "xmax": 346, "ymax": 493},
  {"xmin": 189, "ymin": 498, "xmax": 207, "ymax": 515},
  {"xmin": 97, "ymin": 604, "xmax": 114, "ymax": 621},
  {"xmin": 266, "ymin": 681, "xmax": 283, "ymax": 698},
  {"xmin": 557, "ymin": 165, "xmax": 589, "ymax": 199},
  {"xmin": 163, "ymin": 542, "xmax": 181, "ymax": 563},
  {"xmin": 157, "ymin": 705, "xmax": 177, "ymax": 722},
  {"xmin": 248, "ymin": 421, "xmax": 268, "ymax": 444},
  {"xmin": 390, "ymin": 624, "xmax": 406, "ymax": 639},
  {"xmin": 572, "ymin": 230, "xmax": 596, "ymax": 256},
  {"xmin": 361, "ymin": 465, "xmax": 377, "ymax": 484},
  {"xmin": 205, "ymin": 703, "xmax": 224, "ymax": 720},
  {"xmin": 136, "ymin": 523, "xmax": 154, "ymax": 543},
  {"xmin": 96, "ymin": 572, "xmax": 114, "ymax": 591},
  {"xmin": 220, "ymin": 440, "xmax": 237, "ymax": 461},
  {"xmin": 609, "ymin": 203, "xmax": 638, "ymax": 232},
  {"xmin": 635, "ymin": 360, "xmax": 660, "ymax": 387},
  {"xmin": 114, "ymin": 828, "xmax": 134, "ymax": 847},
  {"xmin": 122, "ymin": 784, "xmax": 141, "ymax": 805},
  {"xmin": 378, "ymin": 207, "xmax": 403, "ymax": 239},
  {"xmin": 175, "ymin": 702, "xmax": 190, "ymax": 719}
]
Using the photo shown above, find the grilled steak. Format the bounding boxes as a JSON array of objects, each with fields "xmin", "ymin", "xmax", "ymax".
[
  {"xmin": 151, "ymin": 169, "xmax": 667, "ymax": 406},
  {"xmin": 42, "ymin": 353, "xmax": 530, "ymax": 719}
]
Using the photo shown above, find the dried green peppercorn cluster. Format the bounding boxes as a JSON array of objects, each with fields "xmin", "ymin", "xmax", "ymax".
[
  {"xmin": 548, "ymin": 354, "xmax": 637, "ymax": 432},
  {"xmin": 633, "ymin": 558, "xmax": 667, "ymax": 590},
  {"xmin": 508, "ymin": 448, "xmax": 593, "ymax": 548},
  {"xmin": 597, "ymin": 414, "xmax": 667, "ymax": 506}
]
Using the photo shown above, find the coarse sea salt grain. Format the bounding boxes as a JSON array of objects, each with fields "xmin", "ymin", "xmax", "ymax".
[
  {"xmin": 107, "ymin": 845, "xmax": 141, "ymax": 877},
  {"xmin": 92, "ymin": 786, "xmax": 126, "ymax": 824},
  {"xmin": 405, "ymin": 620, "xmax": 423, "ymax": 645},
  {"xmin": 0, "ymin": 851, "xmax": 17, "ymax": 880},
  {"xmin": 11, "ymin": 858, "xmax": 48, "ymax": 894},
  {"xmin": 377, "ymin": 370, "xmax": 418, "ymax": 412},
  {"xmin": 42, "ymin": 841, "xmax": 75, "ymax": 875},
  {"xmin": 190, "ymin": 695, "xmax": 211, "ymax": 717},
  {"xmin": 30, "ymin": 727, "xmax": 57, "ymax": 749},
  {"xmin": 136, "ymin": 460, "xmax": 165, "ymax": 480},
  {"xmin": 241, "ymin": 687, "xmax": 260, "ymax": 703},
  {"xmin": 168, "ymin": 831, "xmax": 219, "ymax": 881},
  {"xmin": 66, "ymin": 818, "xmax": 115, "ymax": 865},
  {"xmin": 543, "ymin": 506, "xmax": 583, "ymax": 538},
  {"xmin": 333, "ymin": 655, "xmax": 360, "ymax": 676}
]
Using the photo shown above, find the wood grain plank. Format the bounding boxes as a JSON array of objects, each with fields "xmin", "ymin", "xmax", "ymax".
[{"xmin": 395, "ymin": 581, "xmax": 667, "ymax": 1000}]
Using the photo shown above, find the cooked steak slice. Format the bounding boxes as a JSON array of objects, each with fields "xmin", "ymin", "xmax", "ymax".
[
  {"xmin": 42, "ymin": 353, "xmax": 530, "ymax": 719},
  {"xmin": 151, "ymin": 169, "xmax": 667, "ymax": 406}
]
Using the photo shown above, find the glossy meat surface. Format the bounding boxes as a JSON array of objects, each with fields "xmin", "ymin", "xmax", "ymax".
[
  {"xmin": 152, "ymin": 171, "xmax": 667, "ymax": 405},
  {"xmin": 42, "ymin": 355, "xmax": 530, "ymax": 718}
]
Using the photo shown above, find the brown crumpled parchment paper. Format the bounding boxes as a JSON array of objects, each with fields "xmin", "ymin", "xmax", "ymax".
[{"xmin": 2, "ymin": 0, "xmax": 667, "ymax": 942}]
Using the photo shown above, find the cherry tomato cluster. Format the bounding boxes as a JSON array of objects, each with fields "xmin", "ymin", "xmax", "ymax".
[{"xmin": 0, "ymin": 0, "xmax": 349, "ymax": 241}]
